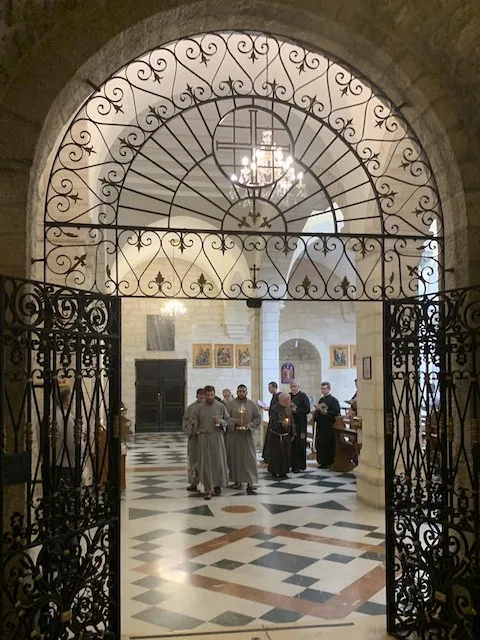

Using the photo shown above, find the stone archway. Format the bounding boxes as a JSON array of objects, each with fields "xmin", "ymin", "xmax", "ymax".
[
  {"xmin": 279, "ymin": 337, "xmax": 322, "ymax": 400},
  {"xmin": 9, "ymin": 1, "xmax": 470, "ymax": 293},
  {"xmin": 35, "ymin": 30, "xmax": 445, "ymax": 303},
  {"xmin": 0, "ymin": 7, "xmax": 476, "ymax": 640}
]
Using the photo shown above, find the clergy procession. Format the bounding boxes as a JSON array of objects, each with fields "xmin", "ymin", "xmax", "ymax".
[{"xmin": 183, "ymin": 380, "xmax": 341, "ymax": 500}]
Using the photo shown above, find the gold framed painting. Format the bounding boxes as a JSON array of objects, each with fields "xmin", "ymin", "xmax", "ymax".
[
  {"xmin": 215, "ymin": 344, "xmax": 233, "ymax": 368},
  {"xmin": 192, "ymin": 343, "xmax": 212, "ymax": 368},
  {"xmin": 330, "ymin": 344, "xmax": 349, "ymax": 369},
  {"xmin": 350, "ymin": 345, "xmax": 357, "ymax": 368},
  {"xmin": 236, "ymin": 344, "xmax": 252, "ymax": 368}
]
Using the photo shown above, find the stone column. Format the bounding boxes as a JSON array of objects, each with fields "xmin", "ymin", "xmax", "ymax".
[
  {"xmin": 250, "ymin": 302, "xmax": 282, "ymax": 446},
  {"xmin": 354, "ymin": 230, "xmax": 428, "ymax": 507},
  {"xmin": 354, "ymin": 301, "xmax": 385, "ymax": 507}
]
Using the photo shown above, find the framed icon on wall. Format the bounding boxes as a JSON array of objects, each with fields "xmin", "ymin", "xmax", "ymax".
[
  {"xmin": 330, "ymin": 344, "xmax": 348, "ymax": 369},
  {"xmin": 363, "ymin": 356, "xmax": 372, "ymax": 380},
  {"xmin": 215, "ymin": 344, "xmax": 233, "ymax": 368},
  {"xmin": 192, "ymin": 343, "xmax": 212, "ymax": 368},
  {"xmin": 281, "ymin": 362, "xmax": 295, "ymax": 383},
  {"xmin": 236, "ymin": 344, "xmax": 252, "ymax": 367},
  {"xmin": 146, "ymin": 315, "xmax": 175, "ymax": 351}
]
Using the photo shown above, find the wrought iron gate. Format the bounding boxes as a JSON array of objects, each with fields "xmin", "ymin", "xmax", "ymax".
[
  {"xmin": 0, "ymin": 277, "xmax": 121, "ymax": 639},
  {"xmin": 384, "ymin": 287, "xmax": 480, "ymax": 639}
]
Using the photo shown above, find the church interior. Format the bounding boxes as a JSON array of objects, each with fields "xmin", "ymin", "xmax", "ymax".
[{"xmin": 1, "ymin": 3, "xmax": 479, "ymax": 640}]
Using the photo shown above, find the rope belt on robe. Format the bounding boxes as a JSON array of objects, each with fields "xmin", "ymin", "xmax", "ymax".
[{"xmin": 270, "ymin": 429, "xmax": 290, "ymax": 442}]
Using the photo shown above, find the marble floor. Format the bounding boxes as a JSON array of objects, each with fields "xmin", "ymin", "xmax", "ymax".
[{"xmin": 121, "ymin": 433, "xmax": 387, "ymax": 639}]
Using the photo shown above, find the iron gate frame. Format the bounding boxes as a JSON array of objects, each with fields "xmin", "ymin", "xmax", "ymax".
[
  {"xmin": 40, "ymin": 30, "xmax": 444, "ymax": 301},
  {"xmin": 0, "ymin": 276, "xmax": 122, "ymax": 639},
  {"xmin": 384, "ymin": 287, "xmax": 480, "ymax": 639},
  {"xmin": 21, "ymin": 27, "xmax": 469, "ymax": 639}
]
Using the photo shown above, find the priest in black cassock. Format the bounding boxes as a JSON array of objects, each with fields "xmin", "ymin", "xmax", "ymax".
[
  {"xmin": 261, "ymin": 381, "xmax": 280, "ymax": 463},
  {"xmin": 314, "ymin": 381, "xmax": 341, "ymax": 469},
  {"xmin": 289, "ymin": 380, "xmax": 311, "ymax": 473},
  {"xmin": 267, "ymin": 393, "xmax": 295, "ymax": 478}
]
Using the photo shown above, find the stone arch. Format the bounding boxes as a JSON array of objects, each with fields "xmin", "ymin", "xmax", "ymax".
[
  {"xmin": 34, "ymin": 29, "xmax": 447, "ymax": 303},
  {"xmin": 4, "ymin": 1, "xmax": 468, "ymax": 292},
  {"xmin": 279, "ymin": 331, "xmax": 324, "ymax": 399}
]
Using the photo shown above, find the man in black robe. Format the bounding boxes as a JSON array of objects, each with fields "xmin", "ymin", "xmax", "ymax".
[
  {"xmin": 289, "ymin": 380, "xmax": 311, "ymax": 473},
  {"xmin": 262, "ymin": 381, "xmax": 279, "ymax": 462},
  {"xmin": 314, "ymin": 381, "xmax": 341, "ymax": 469},
  {"xmin": 267, "ymin": 393, "xmax": 295, "ymax": 478}
]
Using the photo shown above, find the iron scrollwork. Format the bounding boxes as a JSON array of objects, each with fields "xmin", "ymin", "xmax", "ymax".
[
  {"xmin": 1, "ymin": 276, "xmax": 121, "ymax": 639},
  {"xmin": 43, "ymin": 227, "xmax": 443, "ymax": 300},
  {"xmin": 42, "ymin": 31, "xmax": 444, "ymax": 299},
  {"xmin": 384, "ymin": 287, "xmax": 480, "ymax": 639}
]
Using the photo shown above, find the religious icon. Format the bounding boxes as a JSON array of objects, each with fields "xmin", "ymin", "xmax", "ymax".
[
  {"xmin": 215, "ymin": 344, "xmax": 233, "ymax": 368},
  {"xmin": 236, "ymin": 344, "xmax": 252, "ymax": 368},
  {"xmin": 192, "ymin": 343, "xmax": 212, "ymax": 368},
  {"xmin": 281, "ymin": 362, "xmax": 295, "ymax": 383},
  {"xmin": 330, "ymin": 345, "xmax": 349, "ymax": 369}
]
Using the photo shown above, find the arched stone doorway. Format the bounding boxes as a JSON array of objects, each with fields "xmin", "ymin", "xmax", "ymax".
[
  {"xmin": 279, "ymin": 337, "xmax": 322, "ymax": 400},
  {"xmin": 1, "ymin": 18, "xmax": 478, "ymax": 640}
]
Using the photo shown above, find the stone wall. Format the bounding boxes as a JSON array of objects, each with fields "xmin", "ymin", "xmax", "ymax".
[
  {"xmin": 0, "ymin": 0, "xmax": 476, "ymax": 286},
  {"xmin": 121, "ymin": 296, "xmax": 355, "ymax": 429},
  {"xmin": 121, "ymin": 297, "xmax": 252, "ymax": 427},
  {"xmin": 280, "ymin": 301, "xmax": 356, "ymax": 404}
]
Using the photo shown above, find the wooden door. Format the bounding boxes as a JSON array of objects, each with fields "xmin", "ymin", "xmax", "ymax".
[{"xmin": 135, "ymin": 359, "xmax": 186, "ymax": 432}]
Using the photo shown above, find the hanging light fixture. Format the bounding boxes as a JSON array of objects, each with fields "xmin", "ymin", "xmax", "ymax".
[
  {"xmin": 230, "ymin": 129, "xmax": 304, "ymax": 194},
  {"xmin": 161, "ymin": 299, "xmax": 187, "ymax": 318},
  {"xmin": 160, "ymin": 238, "xmax": 187, "ymax": 319},
  {"xmin": 228, "ymin": 36, "xmax": 306, "ymax": 207}
]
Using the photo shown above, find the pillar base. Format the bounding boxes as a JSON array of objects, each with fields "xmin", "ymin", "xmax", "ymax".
[{"xmin": 355, "ymin": 461, "xmax": 385, "ymax": 508}]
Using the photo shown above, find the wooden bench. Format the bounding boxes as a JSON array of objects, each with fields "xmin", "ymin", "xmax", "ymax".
[{"xmin": 330, "ymin": 416, "xmax": 361, "ymax": 472}]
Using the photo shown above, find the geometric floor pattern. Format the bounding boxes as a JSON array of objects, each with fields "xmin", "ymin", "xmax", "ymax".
[{"xmin": 122, "ymin": 432, "xmax": 386, "ymax": 637}]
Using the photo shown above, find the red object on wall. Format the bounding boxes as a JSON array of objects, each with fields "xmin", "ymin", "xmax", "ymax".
[{"xmin": 281, "ymin": 362, "xmax": 295, "ymax": 384}]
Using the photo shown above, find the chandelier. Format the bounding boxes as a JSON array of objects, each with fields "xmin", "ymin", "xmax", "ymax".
[
  {"xmin": 230, "ymin": 129, "xmax": 306, "ymax": 205},
  {"xmin": 160, "ymin": 238, "xmax": 187, "ymax": 318},
  {"xmin": 161, "ymin": 299, "xmax": 187, "ymax": 318}
]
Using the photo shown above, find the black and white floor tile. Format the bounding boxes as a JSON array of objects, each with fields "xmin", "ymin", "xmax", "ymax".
[{"xmin": 121, "ymin": 432, "xmax": 386, "ymax": 638}]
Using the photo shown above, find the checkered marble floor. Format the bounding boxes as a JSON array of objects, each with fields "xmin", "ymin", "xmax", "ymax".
[
  {"xmin": 127, "ymin": 432, "xmax": 188, "ymax": 467},
  {"xmin": 122, "ymin": 432, "xmax": 386, "ymax": 637}
]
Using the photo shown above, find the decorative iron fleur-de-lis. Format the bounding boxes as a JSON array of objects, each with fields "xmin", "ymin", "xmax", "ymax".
[
  {"xmin": 238, "ymin": 216, "xmax": 251, "ymax": 229},
  {"xmin": 155, "ymin": 272, "xmax": 165, "ymax": 287},
  {"xmin": 66, "ymin": 254, "xmax": 87, "ymax": 275},
  {"xmin": 170, "ymin": 235, "xmax": 186, "ymax": 254},
  {"xmin": 340, "ymin": 276, "xmax": 350, "ymax": 296},
  {"xmin": 300, "ymin": 276, "xmax": 312, "ymax": 297},
  {"xmin": 197, "ymin": 273, "xmax": 207, "ymax": 293},
  {"xmin": 118, "ymin": 136, "xmax": 137, "ymax": 151}
]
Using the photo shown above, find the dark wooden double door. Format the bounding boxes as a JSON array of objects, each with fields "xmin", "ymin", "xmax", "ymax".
[{"xmin": 135, "ymin": 359, "xmax": 186, "ymax": 432}]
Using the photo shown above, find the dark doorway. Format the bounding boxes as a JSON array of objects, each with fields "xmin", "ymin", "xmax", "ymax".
[{"xmin": 135, "ymin": 359, "xmax": 186, "ymax": 432}]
